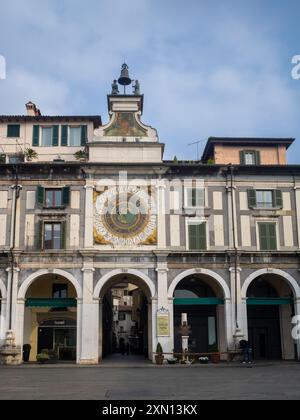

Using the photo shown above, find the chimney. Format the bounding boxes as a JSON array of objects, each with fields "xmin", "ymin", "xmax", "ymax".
[{"xmin": 26, "ymin": 101, "xmax": 41, "ymax": 116}]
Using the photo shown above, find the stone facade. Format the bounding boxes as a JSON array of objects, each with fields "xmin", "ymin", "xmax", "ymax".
[{"xmin": 0, "ymin": 68, "xmax": 300, "ymax": 364}]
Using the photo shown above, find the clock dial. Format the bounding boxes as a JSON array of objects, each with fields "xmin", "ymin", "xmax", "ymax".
[{"xmin": 94, "ymin": 186, "xmax": 157, "ymax": 246}]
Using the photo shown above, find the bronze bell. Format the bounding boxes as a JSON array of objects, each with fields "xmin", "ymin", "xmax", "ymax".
[{"xmin": 118, "ymin": 63, "xmax": 132, "ymax": 86}]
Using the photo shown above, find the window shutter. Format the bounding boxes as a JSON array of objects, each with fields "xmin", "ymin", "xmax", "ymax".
[
  {"xmin": 274, "ymin": 190, "xmax": 283, "ymax": 208},
  {"xmin": 255, "ymin": 151, "xmax": 261, "ymax": 165},
  {"xmin": 36, "ymin": 186, "xmax": 45, "ymax": 207},
  {"xmin": 81, "ymin": 125, "xmax": 87, "ymax": 146},
  {"xmin": 61, "ymin": 221, "xmax": 67, "ymax": 249},
  {"xmin": 189, "ymin": 225, "xmax": 197, "ymax": 250},
  {"xmin": 35, "ymin": 220, "xmax": 43, "ymax": 250},
  {"xmin": 247, "ymin": 189, "xmax": 257, "ymax": 208},
  {"xmin": 32, "ymin": 125, "xmax": 40, "ymax": 147},
  {"xmin": 259, "ymin": 223, "xmax": 268, "ymax": 250},
  {"xmin": 240, "ymin": 151, "xmax": 245, "ymax": 165},
  {"xmin": 187, "ymin": 189, "xmax": 193, "ymax": 207},
  {"xmin": 197, "ymin": 223, "xmax": 207, "ymax": 250},
  {"xmin": 62, "ymin": 187, "xmax": 70, "ymax": 206},
  {"xmin": 268, "ymin": 223, "xmax": 277, "ymax": 250},
  {"xmin": 61, "ymin": 125, "xmax": 68, "ymax": 147},
  {"xmin": 189, "ymin": 223, "xmax": 207, "ymax": 250},
  {"xmin": 52, "ymin": 125, "xmax": 59, "ymax": 147}
]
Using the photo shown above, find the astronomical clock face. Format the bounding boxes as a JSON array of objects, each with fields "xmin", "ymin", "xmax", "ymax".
[{"xmin": 94, "ymin": 186, "xmax": 157, "ymax": 247}]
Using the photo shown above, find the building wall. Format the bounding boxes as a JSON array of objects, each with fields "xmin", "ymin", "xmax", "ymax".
[{"xmin": 214, "ymin": 144, "xmax": 287, "ymax": 165}]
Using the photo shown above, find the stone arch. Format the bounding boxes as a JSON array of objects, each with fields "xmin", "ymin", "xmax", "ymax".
[
  {"xmin": 168, "ymin": 268, "xmax": 231, "ymax": 300},
  {"xmin": 241, "ymin": 269, "xmax": 300, "ymax": 300},
  {"xmin": 18, "ymin": 269, "xmax": 82, "ymax": 300},
  {"xmin": 93, "ymin": 268, "xmax": 156, "ymax": 300}
]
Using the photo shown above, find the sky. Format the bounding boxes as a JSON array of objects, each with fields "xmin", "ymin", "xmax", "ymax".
[{"xmin": 0, "ymin": 0, "xmax": 300, "ymax": 162}]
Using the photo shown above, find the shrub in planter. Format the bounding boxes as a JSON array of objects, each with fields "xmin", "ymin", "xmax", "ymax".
[
  {"xmin": 155, "ymin": 343, "xmax": 164, "ymax": 365},
  {"xmin": 22, "ymin": 344, "xmax": 31, "ymax": 362},
  {"xmin": 209, "ymin": 343, "xmax": 221, "ymax": 364}
]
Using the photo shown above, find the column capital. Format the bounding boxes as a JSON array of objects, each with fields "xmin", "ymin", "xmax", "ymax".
[
  {"xmin": 84, "ymin": 185, "xmax": 95, "ymax": 191},
  {"xmin": 6, "ymin": 267, "xmax": 20, "ymax": 273},
  {"xmin": 229, "ymin": 267, "xmax": 242, "ymax": 273},
  {"xmin": 156, "ymin": 267, "xmax": 169, "ymax": 274},
  {"xmin": 81, "ymin": 267, "xmax": 95, "ymax": 273}
]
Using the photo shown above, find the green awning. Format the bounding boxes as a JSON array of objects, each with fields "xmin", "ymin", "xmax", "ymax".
[
  {"xmin": 174, "ymin": 298, "xmax": 224, "ymax": 306},
  {"xmin": 25, "ymin": 298, "xmax": 77, "ymax": 308},
  {"xmin": 247, "ymin": 297, "xmax": 293, "ymax": 306}
]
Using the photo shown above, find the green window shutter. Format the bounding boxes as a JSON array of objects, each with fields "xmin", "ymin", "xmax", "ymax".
[
  {"xmin": 247, "ymin": 189, "xmax": 257, "ymax": 208},
  {"xmin": 35, "ymin": 220, "xmax": 43, "ymax": 250},
  {"xmin": 61, "ymin": 221, "xmax": 66, "ymax": 249},
  {"xmin": 61, "ymin": 125, "xmax": 68, "ymax": 146},
  {"xmin": 7, "ymin": 124, "xmax": 20, "ymax": 138},
  {"xmin": 52, "ymin": 125, "xmax": 59, "ymax": 147},
  {"xmin": 240, "ymin": 151, "xmax": 245, "ymax": 165},
  {"xmin": 274, "ymin": 190, "xmax": 283, "ymax": 208},
  {"xmin": 32, "ymin": 125, "xmax": 40, "ymax": 147},
  {"xmin": 259, "ymin": 223, "xmax": 277, "ymax": 251},
  {"xmin": 189, "ymin": 223, "xmax": 207, "ymax": 250},
  {"xmin": 36, "ymin": 186, "xmax": 45, "ymax": 207},
  {"xmin": 62, "ymin": 187, "xmax": 70, "ymax": 206},
  {"xmin": 81, "ymin": 125, "xmax": 88, "ymax": 146},
  {"xmin": 255, "ymin": 151, "xmax": 261, "ymax": 165}
]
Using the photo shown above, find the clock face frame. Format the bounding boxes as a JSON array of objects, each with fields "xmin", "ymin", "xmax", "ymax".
[{"xmin": 94, "ymin": 186, "xmax": 157, "ymax": 246}]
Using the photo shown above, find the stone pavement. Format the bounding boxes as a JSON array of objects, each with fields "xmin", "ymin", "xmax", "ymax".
[{"xmin": 0, "ymin": 361, "xmax": 300, "ymax": 400}]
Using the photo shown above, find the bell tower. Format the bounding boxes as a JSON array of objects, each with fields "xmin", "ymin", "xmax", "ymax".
[{"xmin": 89, "ymin": 64, "xmax": 164, "ymax": 163}]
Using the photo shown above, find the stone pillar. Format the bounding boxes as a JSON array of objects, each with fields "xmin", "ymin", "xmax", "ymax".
[
  {"xmin": 293, "ymin": 186, "xmax": 300, "ymax": 250},
  {"xmin": 14, "ymin": 298, "xmax": 25, "ymax": 363},
  {"xmin": 229, "ymin": 267, "xmax": 245, "ymax": 347},
  {"xmin": 156, "ymin": 181, "xmax": 167, "ymax": 249},
  {"xmin": 156, "ymin": 265, "xmax": 173, "ymax": 356},
  {"xmin": 0, "ymin": 298, "xmax": 7, "ymax": 344},
  {"xmin": 151, "ymin": 298, "xmax": 158, "ymax": 362},
  {"xmin": 294, "ymin": 298, "xmax": 300, "ymax": 360},
  {"xmin": 84, "ymin": 184, "xmax": 95, "ymax": 249},
  {"xmin": 76, "ymin": 299, "xmax": 82, "ymax": 364},
  {"xmin": 79, "ymin": 267, "xmax": 98, "ymax": 364}
]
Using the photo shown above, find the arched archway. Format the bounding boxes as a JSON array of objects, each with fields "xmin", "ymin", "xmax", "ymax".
[
  {"xmin": 94, "ymin": 269, "xmax": 155, "ymax": 362},
  {"xmin": 168, "ymin": 269, "xmax": 232, "ymax": 359},
  {"xmin": 18, "ymin": 270, "xmax": 82, "ymax": 363},
  {"xmin": 242, "ymin": 269, "xmax": 299, "ymax": 360}
]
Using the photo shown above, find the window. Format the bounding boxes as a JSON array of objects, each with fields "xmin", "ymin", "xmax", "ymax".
[
  {"xmin": 37, "ymin": 186, "xmax": 70, "ymax": 208},
  {"xmin": 258, "ymin": 223, "xmax": 277, "ymax": 251},
  {"xmin": 52, "ymin": 284, "xmax": 68, "ymax": 299},
  {"xmin": 188, "ymin": 222, "xmax": 207, "ymax": 250},
  {"xmin": 44, "ymin": 223, "xmax": 63, "ymax": 250},
  {"xmin": 186, "ymin": 188, "xmax": 205, "ymax": 208},
  {"xmin": 69, "ymin": 127, "xmax": 81, "ymax": 147},
  {"xmin": 247, "ymin": 189, "xmax": 283, "ymax": 209},
  {"xmin": 240, "ymin": 150, "xmax": 260, "ymax": 165},
  {"xmin": 45, "ymin": 189, "xmax": 63, "ymax": 208},
  {"xmin": 41, "ymin": 127, "xmax": 53, "ymax": 146},
  {"xmin": 118, "ymin": 313, "xmax": 126, "ymax": 321},
  {"xmin": 7, "ymin": 124, "xmax": 20, "ymax": 138},
  {"xmin": 256, "ymin": 190, "xmax": 274, "ymax": 209}
]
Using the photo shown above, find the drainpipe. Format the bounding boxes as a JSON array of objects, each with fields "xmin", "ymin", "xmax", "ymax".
[
  {"xmin": 228, "ymin": 165, "xmax": 239, "ymax": 331},
  {"xmin": 7, "ymin": 165, "xmax": 21, "ymax": 331}
]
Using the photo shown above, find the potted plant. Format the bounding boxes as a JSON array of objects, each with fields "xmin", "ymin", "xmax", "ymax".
[
  {"xmin": 22, "ymin": 344, "xmax": 31, "ymax": 362},
  {"xmin": 74, "ymin": 150, "xmax": 87, "ymax": 161},
  {"xmin": 167, "ymin": 357, "xmax": 178, "ymax": 365},
  {"xmin": 209, "ymin": 343, "xmax": 221, "ymax": 364},
  {"xmin": 24, "ymin": 148, "xmax": 38, "ymax": 162},
  {"xmin": 199, "ymin": 356, "xmax": 209, "ymax": 365},
  {"xmin": 36, "ymin": 349, "xmax": 50, "ymax": 364},
  {"xmin": 155, "ymin": 343, "xmax": 164, "ymax": 365}
]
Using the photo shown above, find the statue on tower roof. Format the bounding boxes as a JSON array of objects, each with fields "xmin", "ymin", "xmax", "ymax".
[
  {"xmin": 111, "ymin": 79, "xmax": 119, "ymax": 95},
  {"xmin": 133, "ymin": 80, "xmax": 141, "ymax": 95}
]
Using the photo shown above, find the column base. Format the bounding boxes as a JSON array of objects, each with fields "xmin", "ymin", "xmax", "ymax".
[{"xmin": 79, "ymin": 359, "xmax": 99, "ymax": 365}]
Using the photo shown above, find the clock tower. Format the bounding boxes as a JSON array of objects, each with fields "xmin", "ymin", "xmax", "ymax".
[{"xmin": 89, "ymin": 64, "xmax": 164, "ymax": 163}]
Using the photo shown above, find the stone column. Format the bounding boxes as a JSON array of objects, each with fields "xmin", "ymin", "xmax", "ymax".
[
  {"xmin": 76, "ymin": 298, "xmax": 82, "ymax": 364},
  {"xmin": 151, "ymin": 297, "xmax": 158, "ymax": 363},
  {"xmin": 294, "ymin": 298, "xmax": 300, "ymax": 360},
  {"xmin": 79, "ymin": 267, "xmax": 98, "ymax": 364},
  {"xmin": 156, "ymin": 265, "xmax": 174, "ymax": 356},
  {"xmin": 229, "ymin": 267, "xmax": 245, "ymax": 347},
  {"xmin": 293, "ymin": 186, "xmax": 300, "ymax": 250},
  {"xmin": 98, "ymin": 301, "xmax": 103, "ymax": 362},
  {"xmin": 84, "ymin": 184, "xmax": 95, "ymax": 249},
  {"xmin": 0, "ymin": 298, "xmax": 7, "ymax": 344}
]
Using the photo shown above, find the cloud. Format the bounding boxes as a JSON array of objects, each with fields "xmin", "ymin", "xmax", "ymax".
[{"xmin": 0, "ymin": 0, "xmax": 299, "ymax": 162}]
